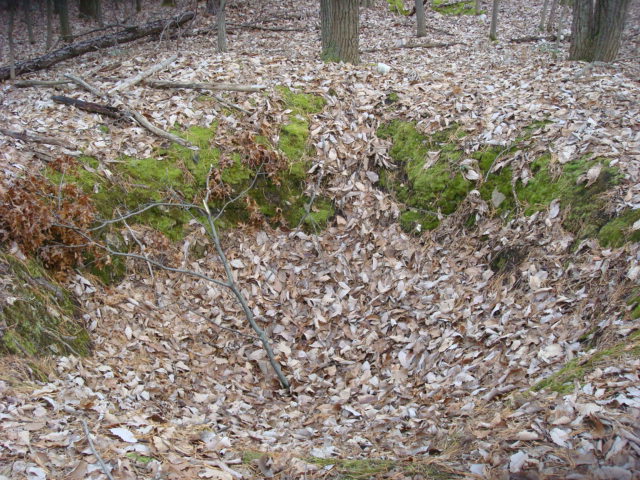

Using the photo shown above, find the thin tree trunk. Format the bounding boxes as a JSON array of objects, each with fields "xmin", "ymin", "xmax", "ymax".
[
  {"xmin": 136, "ymin": 0, "xmax": 142, "ymax": 12},
  {"xmin": 46, "ymin": 0, "xmax": 54, "ymax": 50},
  {"xmin": 24, "ymin": 0, "xmax": 35, "ymax": 44},
  {"xmin": 56, "ymin": 0, "xmax": 73, "ymax": 43},
  {"xmin": 415, "ymin": 0, "xmax": 427, "ymax": 37},
  {"xmin": 217, "ymin": 0, "xmax": 227, "ymax": 52},
  {"xmin": 546, "ymin": 0, "xmax": 558, "ymax": 32},
  {"xmin": 8, "ymin": 6, "xmax": 17, "ymax": 80},
  {"xmin": 489, "ymin": 0, "xmax": 499, "ymax": 40},
  {"xmin": 475, "ymin": 0, "xmax": 481, "ymax": 14},
  {"xmin": 539, "ymin": 0, "xmax": 550, "ymax": 30}
]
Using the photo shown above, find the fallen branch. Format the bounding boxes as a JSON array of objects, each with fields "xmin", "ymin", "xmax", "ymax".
[
  {"xmin": 64, "ymin": 73, "xmax": 106, "ymax": 98},
  {"xmin": 110, "ymin": 54, "xmax": 178, "ymax": 93},
  {"xmin": 52, "ymin": 95, "xmax": 123, "ymax": 118},
  {"xmin": 228, "ymin": 22, "xmax": 306, "ymax": 32},
  {"xmin": 14, "ymin": 79, "xmax": 70, "ymax": 87},
  {"xmin": 362, "ymin": 41, "xmax": 462, "ymax": 52},
  {"xmin": 80, "ymin": 420, "xmax": 115, "ymax": 480},
  {"xmin": 509, "ymin": 34, "xmax": 564, "ymax": 43},
  {"xmin": 144, "ymin": 80, "xmax": 266, "ymax": 93},
  {"xmin": 0, "ymin": 127, "xmax": 75, "ymax": 148},
  {"xmin": 0, "ymin": 12, "xmax": 195, "ymax": 81}
]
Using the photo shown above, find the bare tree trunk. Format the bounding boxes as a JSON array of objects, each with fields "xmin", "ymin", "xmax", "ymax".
[
  {"xmin": 489, "ymin": 0, "xmax": 499, "ymax": 40},
  {"xmin": 217, "ymin": 0, "xmax": 227, "ymax": 52},
  {"xmin": 135, "ymin": 0, "xmax": 142, "ymax": 12},
  {"xmin": 475, "ymin": 0, "xmax": 481, "ymax": 14},
  {"xmin": 206, "ymin": 0, "xmax": 219, "ymax": 14},
  {"xmin": 569, "ymin": 0, "xmax": 631, "ymax": 62},
  {"xmin": 56, "ymin": 0, "xmax": 73, "ymax": 43},
  {"xmin": 360, "ymin": 0, "xmax": 374, "ymax": 7},
  {"xmin": 46, "ymin": 0, "xmax": 54, "ymax": 50},
  {"xmin": 415, "ymin": 0, "xmax": 426, "ymax": 37},
  {"xmin": 546, "ymin": 0, "xmax": 558, "ymax": 32},
  {"xmin": 539, "ymin": 0, "xmax": 550, "ymax": 30},
  {"xmin": 8, "ymin": 5, "xmax": 17, "ymax": 80},
  {"xmin": 321, "ymin": 0, "xmax": 360, "ymax": 64},
  {"xmin": 24, "ymin": 0, "xmax": 36, "ymax": 44}
]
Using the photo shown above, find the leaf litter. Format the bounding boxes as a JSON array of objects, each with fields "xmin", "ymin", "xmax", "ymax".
[{"xmin": 1, "ymin": 0, "xmax": 640, "ymax": 478}]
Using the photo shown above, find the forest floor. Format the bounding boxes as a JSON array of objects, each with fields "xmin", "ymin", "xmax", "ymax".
[{"xmin": 1, "ymin": 0, "xmax": 640, "ymax": 478}]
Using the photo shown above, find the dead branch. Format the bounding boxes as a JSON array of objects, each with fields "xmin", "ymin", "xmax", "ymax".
[
  {"xmin": 52, "ymin": 95, "xmax": 123, "ymax": 118},
  {"xmin": 362, "ymin": 41, "xmax": 462, "ymax": 52},
  {"xmin": 64, "ymin": 73, "xmax": 106, "ymax": 98},
  {"xmin": 509, "ymin": 34, "xmax": 563, "ymax": 43},
  {"xmin": 228, "ymin": 22, "xmax": 306, "ymax": 32},
  {"xmin": 0, "ymin": 12, "xmax": 195, "ymax": 81},
  {"xmin": 110, "ymin": 54, "xmax": 178, "ymax": 93},
  {"xmin": 14, "ymin": 79, "xmax": 70, "ymax": 87},
  {"xmin": 0, "ymin": 127, "xmax": 75, "ymax": 149},
  {"xmin": 80, "ymin": 420, "xmax": 115, "ymax": 480},
  {"xmin": 144, "ymin": 80, "xmax": 267, "ymax": 93}
]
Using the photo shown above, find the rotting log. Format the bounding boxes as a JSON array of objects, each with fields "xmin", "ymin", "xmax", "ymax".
[
  {"xmin": 144, "ymin": 80, "xmax": 267, "ymax": 93},
  {"xmin": 0, "ymin": 12, "xmax": 195, "ymax": 81}
]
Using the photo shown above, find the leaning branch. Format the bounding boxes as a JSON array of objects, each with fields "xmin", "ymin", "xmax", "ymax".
[{"xmin": 110, "ymin": 54, "xmax": 178, "ymax": 93}]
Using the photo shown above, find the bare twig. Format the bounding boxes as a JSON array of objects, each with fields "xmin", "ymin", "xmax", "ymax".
[
  {"xmin": 203, "ymin": 180, "xmax": 290, "ymax": 390},
  {"xmin": 144, "ymin": 80, "xmax": 267, "ymax": 93},
  {"xmin": 128, "ymin": 109, "xmax": 197, "ymax": 150},
  {"xmin": 184, "ymin": 306, "xmax": 261, "ymax": 340},
  {"xmin": 80, "ymin": 420, "xmax": 115, "ymax": 480},
  {"xmin": 64, "ymin": 73, "xmax": 106, "ymax": 98},
  {"xmin": 110, "ymin": 54, "xmax": 178, "ymax": 93},
  {"xmin": 0, "ymin": 127, "xmax": 75, "ymax": 148},
  {"xmin": 14, "ymin": 79, "xmax": 70, "ymax": 87}
]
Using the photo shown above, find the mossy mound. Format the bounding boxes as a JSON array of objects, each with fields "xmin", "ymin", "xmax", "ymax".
[
  {"xmin": 387, "ymin": 0, "xmax": 411, "ymax": 15},
  {"xmin": 433, "ymin": 0, "xmax": 478, "ymax": 15},
  {"xmin": 377, "ymin": 121, "xmax": 472, "ymax": 232},
  {"xmin": 45, "ymin": 102, "xmax": 333, "ymax": 280},
  {"xmin": 532, "ymin": 330, "xmax": 640, "ymax": 394},
  {"xmin": 0, "ymin": 253, "xmax": 91, "ymax": 357},
  {"xmin": 378, "ymin": 120, "xmax": 634, "ymax": 248}
]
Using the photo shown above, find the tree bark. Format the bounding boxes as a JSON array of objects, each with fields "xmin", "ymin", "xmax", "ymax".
[
  {"xmin": 546, "ymin": 0, "xmax": 558, "ymax": 32},
  {"xmin": 24, "ymin": 0, "xmax": 35, "ymax": 44},
  {"xmin": 8, "ymin": 5, "xmax": 17, "ymax": 80},
  {"xmin": 56, "ymin": 0, "xmax": 73, "ymax": 43},
  {"xmin": 46, "ymin": 0, "xmax": 54, "ymax": 50},
  {"xmin": 217, "ymin": 0, "xmax": 228, "ymax": 52},
  {"xmin": 539, "ymin": 0, "xmax": 550, "ymax": 30},
  {"xmin": 415, "ymin": 0, "xmax": 427, "ymax": 37},
  {"xmin": 0, "ymin": 12, "xmax": 195, "ymax": 81},
  {"xmin": 475, "ymin": 0, "xmax": 481, "ymax": 14},
  {"xmin": 569, "ymin": 0, "xmax": 631, "ymax": 62},
  {"xmin": 489, "ymin": 0, "xmax": 499, "ymax": 40},
  {"xmin": 321, "ymin": 0, "xmax": 360, "ymax": 64}
]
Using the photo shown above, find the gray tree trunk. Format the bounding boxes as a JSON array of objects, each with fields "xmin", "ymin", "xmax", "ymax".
[
  {"xmin": 475, "ymin": 0, "xmax": 481, "ymax": 14},
  {"xmin": 489, "ymin": 0, "xmax": 499, "ymax": 40},
  {"xmin": 539, "ymin": 0, "xmax": 550, "ymax": 30},
  {"xmin": 415, "ymin": 0, "xmax": 426, "ymax": 37},
  {"xmin": 23, "ymin": 0, "xmax": 35, "ymax": 44},
  {"xmin": 56, "ymin": 0, "xmax": 73, "ymax": 43},
  {"xmin": 46, "ymin": 0, "xmax": 54, "ymax": 50},
  {"xmin": 8, "ymin": 4, "xmax": 16, "ymax": 80},
  {"xmin": 546, "ymin": 0, "xmax": 558, "ymax": 32},
  {"xmin": 321, "ymin": 0, "xmax": 360, "ymax": 64},
  {"xmin": 569, "ymin": 0, "xmax": 631, "ymax": 62},
  {"xmin": 217, "ymin": 0, "xmax": 228, "ymax": 52}
]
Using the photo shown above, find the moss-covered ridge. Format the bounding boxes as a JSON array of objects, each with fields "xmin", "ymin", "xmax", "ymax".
[
  {"xmin": 532, "ymin": 330, "xmax": 640, "ymax": 394},
  {"xmin": 44, "ymin": 88, "xmax": 332, "ymax": 282},
  {"xmin": 377, "ymin": 120, "xmax": 636, "ymax": 247},
  {"xmin": 0, "ymin": 253, "xmax": 91, "ymax": 357},
  {"xmin": 386, "ymin": 0, "xmax": 479, "ymax": 16}
]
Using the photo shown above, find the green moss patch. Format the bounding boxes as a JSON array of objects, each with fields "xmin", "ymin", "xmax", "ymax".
[
  {"xmin": 433, "ymin": 0, "xmax": 477, "ymax": 15},
  {"xmin": 532, "ymin": 330, "xmax": 640, "ymax": 394},
  {"xmin": 377, "ymin": 120, "xmax": 471, "ymax": 232},
  {"xmin": 45, "ymin": 119, "xmax": 332, "ymax": 271},
  {"xmin": 387, "ymin": 0, "xmax": 411, "ymax": 15},
  {"xmin": 307, "ymin": 456, "xmax": 456, "ymax": 479},
  {"xmin": 0, "ymin": 253, "xmax": 91, "ymax": 357},
  {"xmin": 377, "ymin": 120, "xmax": 632, "ymax": 247}
]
